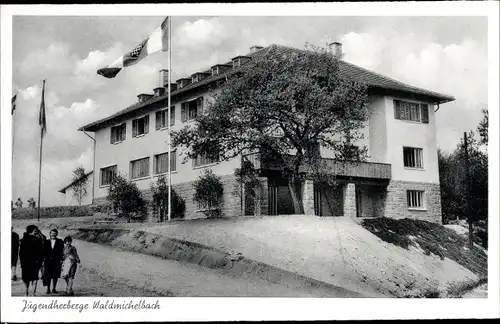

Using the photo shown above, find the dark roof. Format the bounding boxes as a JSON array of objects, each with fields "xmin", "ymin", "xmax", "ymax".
[
  {"xmin": 79, "ymin": 44, "xmax": 454, "ymax": 132},
  {"xmin": 58, "ymin": 171, "xmax": 93, "ymax": 194}
]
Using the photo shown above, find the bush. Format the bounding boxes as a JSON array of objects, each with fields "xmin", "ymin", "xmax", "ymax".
[
  {"xmin": 150, "ymin": 175, "xmax": 186, "ymax": 220},
  {"xmin": 107, "ymin": 174, "xmax": 147, "ymax": 222},
  {"xmin": 193, "ymin": 169, "xmax": 224, "ymax": 218}
]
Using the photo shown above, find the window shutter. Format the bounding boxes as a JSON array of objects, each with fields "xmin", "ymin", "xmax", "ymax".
[
  {"xmin": 197, "ymin": 97, "xmax": 203, "ymax": 116},
  {"xmin": 421, "ymin": 104, "xmax": 429, "ymax": 124},
  {"xmin": 156, "ymin": 111, "xmax": 161, "ymax": 130},
  {"xmin": 121, "ymin": 123, "xmax": 126, "ymax": 141},
  {"xmin": 394, "ymin": 100, "xmax": 401, "ymax": 120},
  {"xmin": 110, "ymin": 128, "xmax": 114, "ymax": 144},
  {"xmin": 132, "ymin": 120, "xmax": 137, "ymax": 137},
  {"xmin": 144, "ymin": 115, "xmax": 149, "ymax": 134},
  {"xmin": 181, "ymin": 103, "xmax": 187, "ymax": 122}
]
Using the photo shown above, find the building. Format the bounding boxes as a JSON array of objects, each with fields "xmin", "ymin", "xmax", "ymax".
[
  {"xmin": 79, "ymin": 44, "xmax": 454, "ymax": 223},
  {"xmin": 58, "ymin": 171, "xmax": 94, "ymax": 206}
]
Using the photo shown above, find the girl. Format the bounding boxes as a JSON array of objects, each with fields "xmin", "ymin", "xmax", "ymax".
[
  {"xmin": 61, "ymin": 236, "xmax": 80, "ymax": 296},
  {"xmin": 19, "ymin": 225, "xmax": 44, "ymax": 296}
]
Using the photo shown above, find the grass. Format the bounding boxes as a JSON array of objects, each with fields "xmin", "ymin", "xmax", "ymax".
[
  {"xmin": 446, "ymin": 277, "xmax": 488, "ymax": 298},
  {"xmin": 361, "ymin": 217, "xmax": 487, "ymax": 278}
]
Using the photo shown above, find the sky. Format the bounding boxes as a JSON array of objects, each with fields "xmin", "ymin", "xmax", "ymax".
[{"xmin": 10, "ymin": 15, "xmax": 488, "ymax": 207}]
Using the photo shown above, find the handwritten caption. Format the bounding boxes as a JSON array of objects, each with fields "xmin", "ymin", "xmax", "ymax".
[{"xmin": 21, "ymin": 299, "xmax": 161, "ymax": 313}]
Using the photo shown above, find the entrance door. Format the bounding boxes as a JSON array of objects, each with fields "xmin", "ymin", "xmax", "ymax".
[
  {"xmin": 355, "ymin": 187, "xmax": 362, "ymax": 217},
  {"xmin": 268, "ymin": 179, "xmax": 294, "ymax": 215},
  {"xmin": 244, "ymin": 182, "xmax": 255, "ymax": 216}
]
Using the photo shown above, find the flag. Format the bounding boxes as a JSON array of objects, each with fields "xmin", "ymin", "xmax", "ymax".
[
  {"xmin": 97, "ymin": 17, "xmax": 169, "ymax": 78},
  {"xmin": 39, "ymin": 80, "xmax": 47, "ymax": 137},
  {"xmin": 11, "ymin": 94, "xmax": 17, "ymax": 115}
]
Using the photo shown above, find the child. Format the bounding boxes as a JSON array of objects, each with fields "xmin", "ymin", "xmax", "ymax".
[{"xmin": 61, "ymin": 236, "xmax": 80, "ymax": 296}]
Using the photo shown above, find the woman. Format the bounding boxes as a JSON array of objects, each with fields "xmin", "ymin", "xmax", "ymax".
[
  {"xmin": 11, "ymin": 227, "xmax": 20, "ymax": 281},
  {"xmin": 43, "ymin": 228, "xmax": 64, "ymax": 294},
  {"xmin": 19, "ymin": 225, "xmax": 44, "ymax": 296},
  {"xmin": 61, "ymin": 236, "xmax": 80, "ymax": 296}
]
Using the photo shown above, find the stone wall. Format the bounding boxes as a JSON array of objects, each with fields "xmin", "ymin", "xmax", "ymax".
[
  {"xmin": 384, "ymin": 180, "xmax": 442, "ymax": 223},
  {"xmin": 94, "ymin": 174, "xmax": 243, "ymax": 221}
]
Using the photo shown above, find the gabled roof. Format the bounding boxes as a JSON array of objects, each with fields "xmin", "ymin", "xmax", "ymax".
[
  {"xmin": 58, "ymin": 171, "xmax": 93, "ymax": 194},
  {"xmin": 79, "ymin": 44, "xmax": 454, "ymax": 132}
]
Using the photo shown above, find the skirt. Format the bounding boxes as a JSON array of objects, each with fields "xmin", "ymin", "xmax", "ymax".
[
  {"xmin": 21, "ymin": 262, "xmax": 40, "ymax": 283},
  {"xmin": 61, "ymin": 259, "xmax": 77, "ymax": 279}
]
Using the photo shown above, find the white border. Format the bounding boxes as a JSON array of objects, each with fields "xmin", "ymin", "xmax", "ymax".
[{"xmin": 1, "ymin": 2, "xmax": 499, "ymax": 322}]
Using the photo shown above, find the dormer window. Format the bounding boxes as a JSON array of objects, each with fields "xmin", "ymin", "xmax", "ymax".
[
  {"xmin": 192, "ymin": 74, "xmax": 199, "ymax": 83},
  {"xmin": 232, "ymin": 58, "xmax": 241, "ymax": 68},
  {"xmin": 231, "ymin": 56, "xmax": 251, "ymax": 69},
  {"xmin": 176, "ymin": 78, "xmax": 191, "ymax": 89},
  {"xmin": 212, "ymin": 66, "xmax": 219, "ymax": 76}
]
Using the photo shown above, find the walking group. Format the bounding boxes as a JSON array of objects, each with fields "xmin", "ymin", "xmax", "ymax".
[{"xmin": 11, "ymin": 225, "xmax": 81, "ymax": 296}]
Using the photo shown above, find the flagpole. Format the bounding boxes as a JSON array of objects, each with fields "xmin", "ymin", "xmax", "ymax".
[
  {"xmin": 167, "ymin": 16, "xmax": 172, "ymax": 222},
  {"xmin": 12, "ymin": 93, "xmax": 16, "ymax": 164},
  {"xmin": 37, "ymin": 80, "xmax": 46, "ymax": 222}
]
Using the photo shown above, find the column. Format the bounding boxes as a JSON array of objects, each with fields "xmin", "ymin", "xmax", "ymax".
[
  {"xmin": 302, "ymin": 180, "xmax": 315, "ymax": 215},
  {"xmin": 343, "ymin": 183, "xmax": 357, "ymax": 218}
]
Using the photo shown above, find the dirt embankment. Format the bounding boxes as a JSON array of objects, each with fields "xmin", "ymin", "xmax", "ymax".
[{"xmin": 72, "ymin": 228, "xmax": 363, "ymax": 298}]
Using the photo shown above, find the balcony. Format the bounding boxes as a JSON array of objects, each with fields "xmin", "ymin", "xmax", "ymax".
[{"xmin": 242, "ymin": 153, "xmax": 391, "ymax": 180}]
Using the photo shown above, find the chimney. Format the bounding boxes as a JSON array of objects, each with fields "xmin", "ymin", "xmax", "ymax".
[
  {"xmin": 329, "ymin": 42, "xmax": 343, "ymax": 59},
  {"xmin": 250, "ymin": 45, "xmax": 264, "ymax": 53},
  {"xmin": 160, "ymin": 69, "xmax": 169, "ymax": 88}
]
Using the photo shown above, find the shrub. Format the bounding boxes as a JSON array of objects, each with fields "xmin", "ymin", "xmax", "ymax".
[
  {"xmin": 150, "ymin": 175, "xmax": 186, "ymax": 220},
  {"xmin": 107, "ymin": 174, "xmax": 147, "ymax": 222},
  {"xmin": 12, "ymin": 205, "xmax": 92, "ymax": 219},
  {"xmin": 193, "ymin": 169, "xmax": 224, "ymax": 218}
]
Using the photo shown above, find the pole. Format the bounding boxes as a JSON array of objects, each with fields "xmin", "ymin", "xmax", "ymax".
[
  {"xmin": 464, "ymin": 132, "xmax": 473, "ymax": 250},
  {"xmin": 83, "ymin": 129, "xmax": 96, "ymax": 203},
  {"xmin": 167, "ymin": 16, "xmax": 172, "ymax": 222},
  {"xmin": 37, "ymin": 127, "xmax": 43, "ymax": 222}
]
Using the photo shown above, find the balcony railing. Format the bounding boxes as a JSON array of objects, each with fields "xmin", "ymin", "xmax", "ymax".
[{"xmin": 242, "ymin": 153, "xmax": 391, "ymax": 180}]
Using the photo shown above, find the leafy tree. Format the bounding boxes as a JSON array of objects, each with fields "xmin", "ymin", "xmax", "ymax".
[
  {"xmin": 192, "ymin": 169, "xmax": 224, "ymax": 218},
  {"xmin": 71, "ymin": 166, "xmax": 89, "ymax": 206},
  {"xmin": 477, "ymin": 108, "xmax": 488, "ymax": 146},
  {"xmin": 150, "ymin": 175, "xmax": 186, "ymax": 221},
  {"xmin": 173, "ymin": 44, "xmax": 369, "ymax": 213},
  {"xmin": 439, "ymin": 129, "xmax": 488, "ymax": 248},
  {"xmin": 107, "ymin": 174, "xmax": 147, "ymax": 223}
]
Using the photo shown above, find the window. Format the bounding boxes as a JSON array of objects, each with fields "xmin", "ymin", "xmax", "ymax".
[
  {"xmin": 100, "ymin": 165, "xmax": 117, "ymax": 186},
  {"xmin": 232, "ymin": 59, "xmax": 241, "ymax": 68},
  {"xmin": 130, "ymin": 157, "xmax": 150, "ymax": 179},
  {"xmin": 181, "ymin": 97, "xmax": 203, "ymax": 122},
  {"xmin": 110, "ymin": 123, "xmax": 126, "ymax": 144},
  {"xmin": 407, "ymin": 190, "xmax": 425, "ymax": 209},
  {"xmin": 394, "ymin": 100, "xmax": 429, "ymax": 123},
  {"xmin": 132, "ymin": 115, "xmax": 149, "ymax": 137},
  {"xmin": 403, "ymin": 147, "xmax": 423, "ymax": 168},
  {"xmin": 156, "ymin": 107, "xmax": 175, "ymax": 130},
  {"xmin": 154, "ymin": 151, "xmax": 176, "ymax": 174},
  {"xmin": 193, "ymin": 153, "xmax": 219, "ymax": 168},
  {"xmin": 211, "ymin": 67, "xmax": 219, "ymax": 76},
  {"xmin": 192, "ymin": 74, "xmax": 199, "ymax": 83}
]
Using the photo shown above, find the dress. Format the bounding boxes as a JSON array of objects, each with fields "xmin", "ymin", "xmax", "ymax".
[
  {"xmin": 61, "ymin": 245, "xmax": 80, "ymax": 279},
  {"xmin": 11, "ymin": 231, "xmax": 20, "ymax": 267},
  {"xmin": 19, "ymin": 234, "xmax": 44, "ymax": 283}
]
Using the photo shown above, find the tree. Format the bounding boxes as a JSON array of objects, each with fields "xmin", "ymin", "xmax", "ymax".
[
  {"xmin": 438, "ymin": 128, "xmax": 488, "ymax": 248},
  {"xmin": 71, "ymin": 166, "xmax": 89, "ymax": 206},
  {"xmin": 150, "ymin": 175, "xmax": 186, "ymax": 221},
  {"xmin": 107, "ymin": 174, "xmax": 147, "ymax": 223},
  {"xmin": 477, "ymin": 108, "xmax": 488, "ymax": 146},
  {"xmin": 192, "ymin": 169, "xmax": 224, "ymax": 218},
  {"xmin": 173, "ymin": 44, "xmax": 369, "ymax": 214}
]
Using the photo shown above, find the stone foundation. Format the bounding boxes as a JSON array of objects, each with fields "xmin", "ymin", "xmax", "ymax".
[
  {"xmin": 93, "ymin": 174, "xmax": 243, "ymax": 221},
  {"xmin": 384, "ymin": 180, "xmax": 442, "ymax": 224}
]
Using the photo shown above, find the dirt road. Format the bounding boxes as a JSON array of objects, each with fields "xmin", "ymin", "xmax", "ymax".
[{"xmin": 11, "ymin": 236, "xmax": 351, "ymax": 297}]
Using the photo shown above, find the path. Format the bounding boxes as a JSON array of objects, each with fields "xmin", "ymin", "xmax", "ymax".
[{"xmin": 12, "ymin": 236, "xmax": 350, "ymax": 297}]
